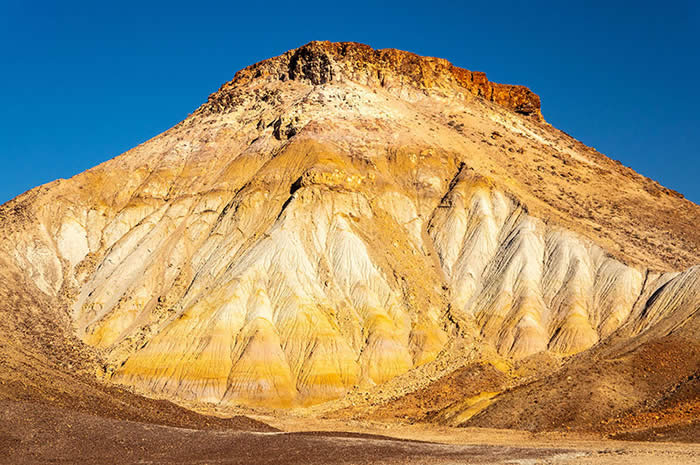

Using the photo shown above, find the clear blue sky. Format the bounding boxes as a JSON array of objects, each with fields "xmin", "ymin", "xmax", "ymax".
[{"xmin": 1, "ymin": 0, "xmax": 698, "ymax": 204}]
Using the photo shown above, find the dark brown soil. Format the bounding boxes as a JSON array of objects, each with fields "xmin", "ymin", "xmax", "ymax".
[
  {"xmin": 610, "ymin": 421, "xmax": 700, "ymax": 443},
  {"xmin": 367, "ymin": 362, "xmax": 509, "ymax": 423},
  {"xmin": 464, "ymin": 318, "xmax": 700, "ymax": 441},
  {"xmin": 1, "ymin": 400, "xmax": 578, "ymax": 465}
]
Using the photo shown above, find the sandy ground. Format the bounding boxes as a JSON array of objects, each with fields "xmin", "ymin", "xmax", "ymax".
[
  {"xmin": 3, "ymin": 400, "xmax": 698, "ymax": 465},
  {"xmin": 253, "ymin": 415, "xmax": 700, "ymax": 465}
]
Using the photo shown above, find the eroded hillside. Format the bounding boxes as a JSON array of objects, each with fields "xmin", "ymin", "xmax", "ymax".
[{"xmin": 1, "ymin": 42, "xmax": 697, "ymax": 422}]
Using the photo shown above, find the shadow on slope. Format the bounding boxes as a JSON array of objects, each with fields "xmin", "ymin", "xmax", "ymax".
[{"xmin": 462, "ymin": 280, "xmax": 699, "ymax": 442}]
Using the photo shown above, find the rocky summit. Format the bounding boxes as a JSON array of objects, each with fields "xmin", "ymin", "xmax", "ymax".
[{"xmin": 1, "ymin": 42, "xmax": 698, "ymax": 436}]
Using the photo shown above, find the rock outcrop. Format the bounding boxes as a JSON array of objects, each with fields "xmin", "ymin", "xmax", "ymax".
[{"xmin": 201, "ymin": 41, "xmax": 543, "ymax": 121}]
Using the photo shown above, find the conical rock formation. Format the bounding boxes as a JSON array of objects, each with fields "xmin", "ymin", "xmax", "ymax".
[{"xmin": 1, "ymin": 41, "xmax": 698, "ymax": 409}]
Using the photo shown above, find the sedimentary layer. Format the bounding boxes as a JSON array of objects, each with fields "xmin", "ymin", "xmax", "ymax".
[{"xmin": 0, "ymin": 41, "xmax": 697, "ymax": 409}]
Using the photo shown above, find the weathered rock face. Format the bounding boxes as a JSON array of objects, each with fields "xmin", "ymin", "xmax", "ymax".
[
  {"xmin": 1, "ymin": 41, "xmax": 698, "ymax": 409},
  {"xmin": 202, "ymin": 41, "xmax": 543, "ymax": 121}
]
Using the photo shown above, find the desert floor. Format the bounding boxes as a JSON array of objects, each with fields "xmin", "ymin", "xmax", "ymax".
[{"xmin": 3, "ymin": 399, "xmax": 698, "ymax": 465}]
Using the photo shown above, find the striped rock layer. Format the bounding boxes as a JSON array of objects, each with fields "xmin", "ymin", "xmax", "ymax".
[{"xmin": 1, "ymin": 42, "xmax": 698, "ymax": 408}]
